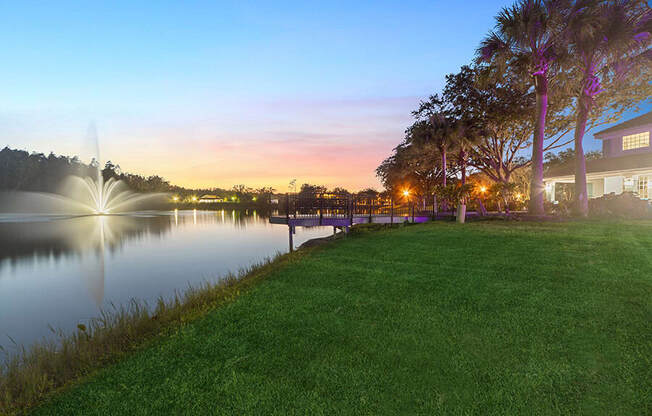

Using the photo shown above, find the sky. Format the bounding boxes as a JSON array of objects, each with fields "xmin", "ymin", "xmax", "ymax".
[{"xmin": 2, "ymin": 1, "xmax": 650, "ymax": 191}]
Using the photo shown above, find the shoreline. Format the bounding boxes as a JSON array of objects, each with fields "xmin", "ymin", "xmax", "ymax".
[{"xmin": 0, "ymin": 248, "xmax": 315, "ymax": 415}]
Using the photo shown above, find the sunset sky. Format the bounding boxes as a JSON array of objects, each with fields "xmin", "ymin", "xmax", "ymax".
[{"xmin": 2, "ymin": 0, "xmax": 649, "ymax": 191}]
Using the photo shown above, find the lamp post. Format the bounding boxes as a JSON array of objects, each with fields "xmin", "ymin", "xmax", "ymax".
[{"xmin": 403, "ymin": 189, "xmax": 411, "ymax": 221}]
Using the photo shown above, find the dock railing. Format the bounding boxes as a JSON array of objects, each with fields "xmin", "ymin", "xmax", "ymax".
[{"xmin": 281, "ymin": 193, "xmax": 438, "ymax": 224}]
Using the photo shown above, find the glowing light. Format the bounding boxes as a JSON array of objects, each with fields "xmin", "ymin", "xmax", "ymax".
[
  {"xmin": 231, "ymin": 196, "xmax": 236, "ymax": 201},
  {"xmin": 252, "ymin": 197, "xmax": 257, "ymax": 201},
  {"xmin": 172, "ymin": 196, "xmax": 179, "ymax": 202},
  {"xmin": 191, "ymin": 196, "xmax": 197, "ymax": 202},
  {"xmin": 403, "ymin": 190, "xmax": 410, "ymax": 197},
  {"xmin": 480, "ymin": 186, "xmax": 487, "ymax": 193},
  {"xmin": 516, "ymin": 193, "xmax": 522, "ymax": 199}
]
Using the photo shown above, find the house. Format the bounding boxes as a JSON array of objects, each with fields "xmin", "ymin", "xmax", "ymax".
[
  {"xmin": 544, "ymin": 111, "xmax": 652, "ymax": 203},
  {"xmin": 198, "ymin": 194, "xmax": 224, "ymax": 203}
]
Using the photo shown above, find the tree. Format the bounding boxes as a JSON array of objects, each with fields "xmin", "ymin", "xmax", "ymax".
[
  {"xmin": 443, "ymin": 65, "xmax": 533, "ymax": 187},
  {"xmin": 232, "ymin": 184, "xmax": 255, "ymax": 202},
  {"xmin": 356, "ymin": 188, "xmax": 380, "ymax": 199},
  {"xmin": 410, "ymin": 99, "xmax": 459, "ymax": 210},
  {"xmin": 298, "ymin": 183, "xmax": 327, "ymax": 198},
  {"xmin": 411, "ymin": 99, "xmax": 450, "ymax": 185},
  {"xmin": 434, "ymin": 183, "xmax": 475, "ymax": 222},
  {"xmin": 489, "ymin": 182, "xmax": 518, "ymax": 214},
  {"xmin": 255, "ymin": 187, "xmax": 276, "ymax": 203},
  {"xmin": 329, "ymin": 187, "xmax": 350, "ymax": 196},
  {"xmin": 376, "ymin": 141, "xmax": 443, "ymax": 203},
  {"xmin": 478, "ymin": 0, "xmax": 572, "ymax": 215},
  {"xmin": 565, "ymin": 0, "xmax": 652, "ymax": 216},
  {"xmin": 544, "ymin": 148, "xmax": 602, "ymax": 172}
]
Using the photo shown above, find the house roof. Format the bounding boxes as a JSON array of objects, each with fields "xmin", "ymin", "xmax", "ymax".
[
  {"xmin": 199, "ymin": 194, "xmax": 218, "ymax": 199},
  {"xmin": 594, "ymin": 111, "xmax": 652, "ymax": 138},
  {"xmin": 544, "ymin": 152, "xmax": 652, "ymax": 179}
]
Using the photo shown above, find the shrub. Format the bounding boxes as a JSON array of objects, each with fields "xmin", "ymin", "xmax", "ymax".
[
  {"xmin": 434, "ymin": 184, "xmax": 474, "ymax": 208},
  {"xmin": 588, "ymin": 192, "xmax": 651, "ymax": 219},
  {"xmin": 545, "ymin": 199, "xmax": 573, "ymax": 217}
]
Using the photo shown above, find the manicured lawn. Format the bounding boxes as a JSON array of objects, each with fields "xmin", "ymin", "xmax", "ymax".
[{"xmin": 34, "ymin": 221, "xmax": 652, "ymax": 415}]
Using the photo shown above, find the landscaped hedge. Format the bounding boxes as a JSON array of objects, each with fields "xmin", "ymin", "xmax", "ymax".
[{"xmin": 588, "ymin": 192, "xmax": 651, "ymax": 219}]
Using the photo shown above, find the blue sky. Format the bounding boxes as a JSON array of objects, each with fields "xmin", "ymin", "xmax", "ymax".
[{"xmin": 1, "ymin": 0, "xmax": 650, "ymax": 190}]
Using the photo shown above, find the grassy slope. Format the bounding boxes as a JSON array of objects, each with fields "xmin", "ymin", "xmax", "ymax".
[{"xmin": 34, "ymin": 221, "xmax": 651, "ymax": 415}]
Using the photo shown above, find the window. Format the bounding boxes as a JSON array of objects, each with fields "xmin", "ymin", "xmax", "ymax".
[
  {"xmin": 638, "ymin": 176, "xmax": 649, "ymax": 199},
  {"xmin": 622, "ymin": 132, "xmax": 650, "ymax": 151}
]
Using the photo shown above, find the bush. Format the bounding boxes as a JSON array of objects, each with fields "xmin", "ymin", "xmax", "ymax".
[
  {"xmin": 588, "ymin": 192, "xmax": 651, "ymax": 219},
  {"xmin": 545, "ymin": 199, "xmax": 573, "ymax": 217}
]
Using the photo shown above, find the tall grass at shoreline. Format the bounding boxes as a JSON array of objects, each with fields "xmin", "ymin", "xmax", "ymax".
[{"xmin": 0, "ymin": 251, "xmax": 301, "ymax": 415}]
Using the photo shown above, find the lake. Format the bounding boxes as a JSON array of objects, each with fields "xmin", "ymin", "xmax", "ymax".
[{"xmin": 0, "ymin": 209, "xmax": 331, "ymax": 353}]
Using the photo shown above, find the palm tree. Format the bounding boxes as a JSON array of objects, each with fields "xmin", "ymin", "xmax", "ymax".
[
  {"xmin": 405, "ymin": 118, "xmax": 454, "ymax": 212},
  {"xmin": 566, "ymin": 0, "xmax": 652, "ymax": 216},
  {"xmin": 478, "ymin": 0, "xmax": 571, "ymax": 215},
  {"xmin": 427, "ymin": 114, "xmax": 457, "ymax": 189}
]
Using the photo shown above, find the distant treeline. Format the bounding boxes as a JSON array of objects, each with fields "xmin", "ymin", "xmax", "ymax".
[
  {"xmin": 0, "ymin": 147, "xmax": 374, "ymax": 202},
  {"xmin": 0, "ymin": 147, "xmax": 176, "ymax": 194}
]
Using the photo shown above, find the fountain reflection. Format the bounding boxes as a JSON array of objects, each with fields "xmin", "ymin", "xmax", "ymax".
[{"xmin": 0, "ymin": 214, "xmax": 174, "ymax": 305}]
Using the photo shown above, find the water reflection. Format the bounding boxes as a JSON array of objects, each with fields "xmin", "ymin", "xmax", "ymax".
[
  {"xmin": 0, "ymin": 214, "xmax": 172, "ymax": 266},
  {"xmin": 0, "ymin": 214, "xmax": 174, "ymax": 306},
  {"xmin": 0, "ymin": 210, "xmax": 276, "ymax": 266},
  {"xmin": 0, "ymin": 209, "xmax": 329, "ymax": 351}
]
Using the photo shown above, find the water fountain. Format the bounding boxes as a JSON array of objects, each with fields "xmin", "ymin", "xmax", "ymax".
[
  {"xmin": 0, "ymin": 123, "xmax": 169, "ymax": 217},
  {"xmin": 0, "ymin": 123, "xmax": 170, "ymax": 307}
]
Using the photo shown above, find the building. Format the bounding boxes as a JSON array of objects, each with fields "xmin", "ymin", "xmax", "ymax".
[
  {"xmin": 198, "ymin": 194, "xmax": 224, "ymax": 203},
  {"xmin": 544, "ymin": 111, "xmax": 652, "ymax": 203}
]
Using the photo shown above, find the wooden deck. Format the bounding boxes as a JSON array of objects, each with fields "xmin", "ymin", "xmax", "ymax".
[{"xmin": 269, "ymin": 193, "xmax": 447, "ymax": 251}]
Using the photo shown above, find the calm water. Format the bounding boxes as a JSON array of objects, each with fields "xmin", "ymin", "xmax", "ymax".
[{"xmin": 0, "ymin": 210, "xmax": 330, "ymax": 352}]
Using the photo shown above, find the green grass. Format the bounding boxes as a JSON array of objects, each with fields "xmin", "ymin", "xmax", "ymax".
[{"xmin": 32, "ymin": 221, "xmax": 652, "ymax": 415}]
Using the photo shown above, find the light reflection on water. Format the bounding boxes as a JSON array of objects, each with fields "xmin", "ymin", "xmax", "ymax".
[{"xmin": 0, "ymin": 210, "xmax": 330, "ymax": 352}]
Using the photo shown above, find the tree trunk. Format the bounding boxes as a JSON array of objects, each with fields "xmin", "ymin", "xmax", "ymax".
[
  {"xmin": 456, "ymin": 203, "xmax": 466, "ymax": 224},
  {"xmin": 441, "ymin": 148, "xmax": 448, "ymax": 212},
  {"xmin": 476, "ymin": 198, "xmax": 487, "ymax": 216},
  {"xmin": 573, "ymin": 94, "xmax": 591, "ymax": 217},
  {"xmin": 459, "ymin": 151, "xmax": 467, "ymax": 216},
  {"xmin": 459, "ymin": 147, "xmax": 467, "ymax": 185},
  {"xmin": 441, "ymin": 148, "xmax": 447, "ymax": 187},
  {"xmin": 529, "ymin": 74, "xmax": 548, "ymax": 216}
]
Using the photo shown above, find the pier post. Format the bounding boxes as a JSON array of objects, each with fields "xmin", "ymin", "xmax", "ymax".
[
  {"xmin": 411, "ymin": 203, "xmax": 415, "ymax": 223},
  {"xmin": 349, "ymin": 198, "xmax": 354, "ymax": 225},
  {"xmin": 286, "ymin": 193, "xmax": 290, "ymax": 222},
  {"xmin": 319, "ymin": 195, "xmax": 323, "ymax": 225},
  {"xmin": 368, "ymin": 197, "xmax": 372, "ymax": 223},
  {"xmin": 288, "ymin": 225, "xmax": 294, "ymax": 252},
  {"xmin": 390, "ymin": 198, "xmax": 394, "ymax": 224}
]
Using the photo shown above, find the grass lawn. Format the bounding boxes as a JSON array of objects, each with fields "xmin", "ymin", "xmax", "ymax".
[{"xmin": 33, "ymin": 221, "xmax": 651, "ymax": 415}]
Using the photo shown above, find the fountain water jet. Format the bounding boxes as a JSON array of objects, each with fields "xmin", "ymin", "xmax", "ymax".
[{"xmin": 0, "ymin": 123, "xmax": 169, "ymax": 216}]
